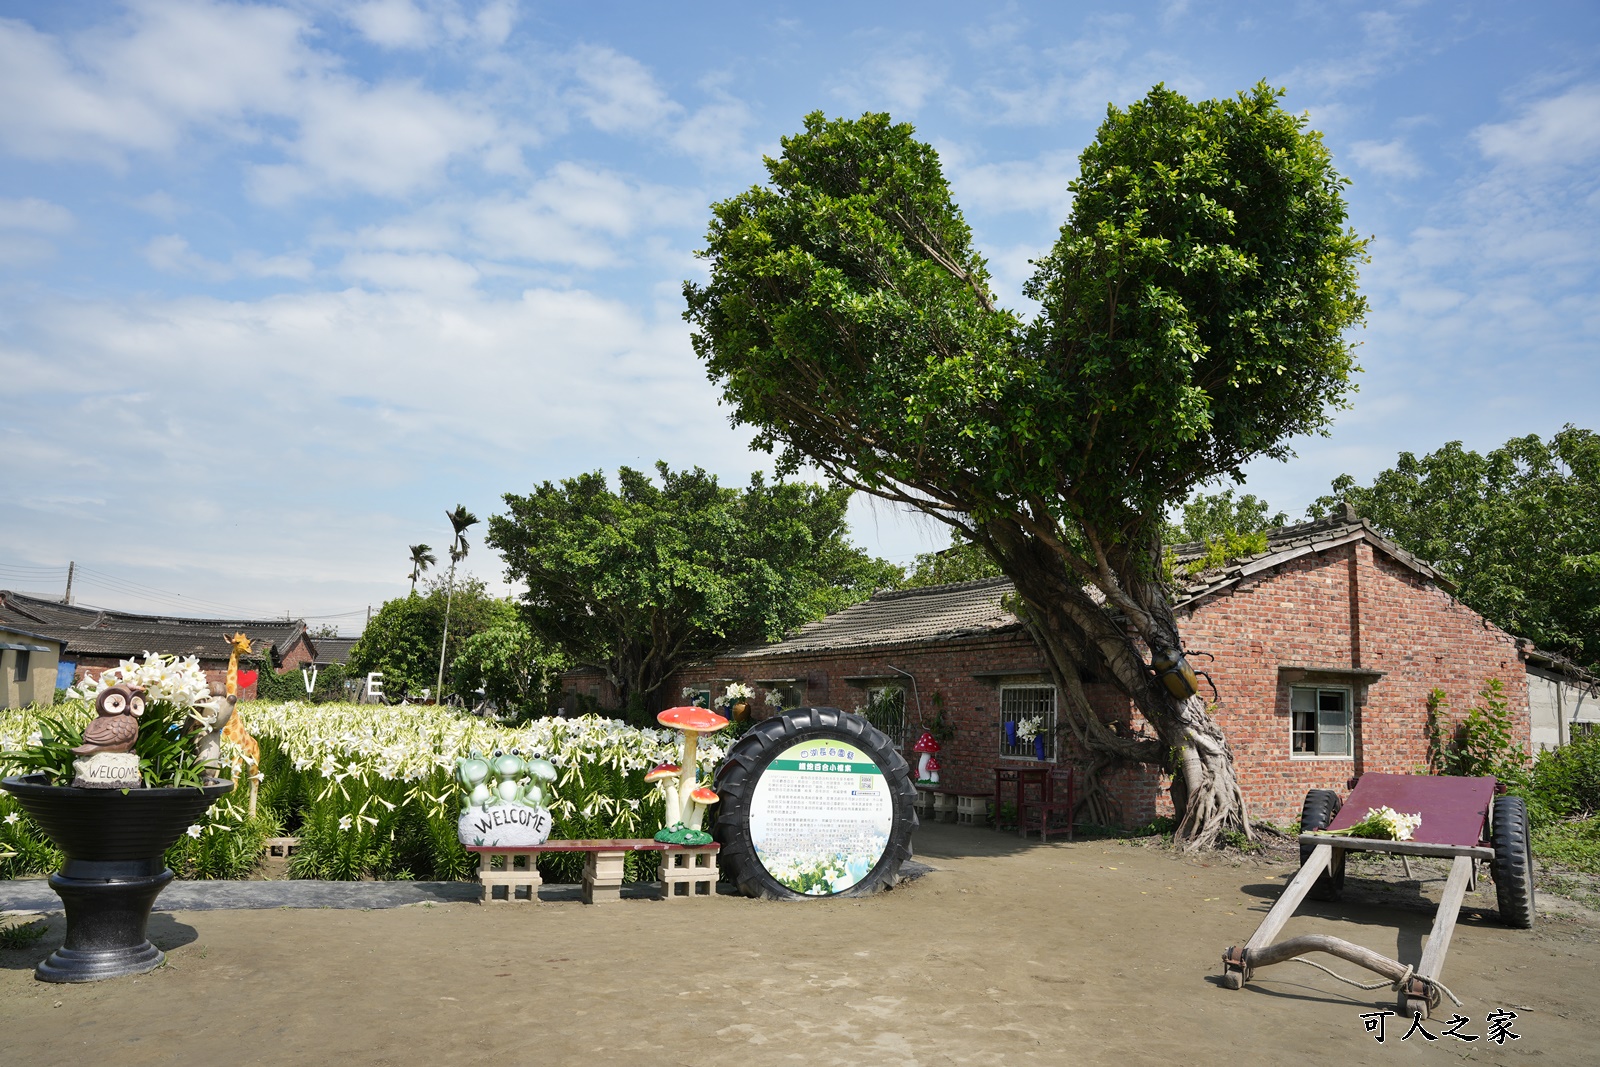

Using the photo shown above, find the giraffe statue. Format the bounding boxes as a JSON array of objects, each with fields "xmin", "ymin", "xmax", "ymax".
[{"xmin": 222, "ymin": 632, "xmax": 262, "ymax": 817}]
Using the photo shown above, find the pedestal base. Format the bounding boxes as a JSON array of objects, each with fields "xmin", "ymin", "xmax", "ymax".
[{"xmin": 36, "ymin": 867, "xmax": 174, "ymax": 983}]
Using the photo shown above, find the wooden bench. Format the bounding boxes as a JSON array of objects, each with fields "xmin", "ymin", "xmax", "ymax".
[{"xmin": 466, "ymin": 839, "xmax": 720, "ymax": 904}]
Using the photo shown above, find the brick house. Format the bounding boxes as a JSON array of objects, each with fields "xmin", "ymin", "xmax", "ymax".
[
  {"xmin": 658, "ymin": 511, "xmax": 1581, "ymax": 826},
  {"xmin": 0, "ymin": 590, "xmax": 314, "ymax": 700}
]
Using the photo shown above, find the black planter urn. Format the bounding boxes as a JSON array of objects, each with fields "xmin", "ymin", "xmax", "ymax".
[{"xmin": 1, "ymin": 774, "xmax": 232, "ymax": 983}]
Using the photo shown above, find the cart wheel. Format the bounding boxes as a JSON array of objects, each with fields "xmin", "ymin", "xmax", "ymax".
[
  {"xmin": 1300, "ymin": 788, "xmax": 1344, "ymax": 901},
  {"xmin": 1490, "ymin": 795, "xmax": 1536, "ymax": 929},
  {"xmin": 712, "ymin": 707, "xmax": 918, "ymax": 900}
]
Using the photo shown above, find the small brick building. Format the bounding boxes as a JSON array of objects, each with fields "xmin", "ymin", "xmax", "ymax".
[
  {"xmin": 655, "ymin": 512, "xmax": 1566, "ymax": 826},
  {"xmin": 0, "ymin": 590, "xmax": 317, "ymax": 699}
]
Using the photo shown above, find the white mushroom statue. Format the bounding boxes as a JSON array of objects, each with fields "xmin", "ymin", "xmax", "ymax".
[
  {"xmin": 645, "ymin": 763, "xmax": 682, "ymax": 827},
  {"xmin": 653, "ymin": 705, "xmax": 730, "ymax": 846}
]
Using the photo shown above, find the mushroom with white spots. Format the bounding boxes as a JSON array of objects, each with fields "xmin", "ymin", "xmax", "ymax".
[{"xmin": 912, "ymin": 730, "xmax": 941, "ymax": 783}]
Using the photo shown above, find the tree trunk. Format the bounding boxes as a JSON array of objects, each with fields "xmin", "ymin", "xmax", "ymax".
[{"xmin": 981, "ymin": 520, "xmax": 1250, "ymax": 848}]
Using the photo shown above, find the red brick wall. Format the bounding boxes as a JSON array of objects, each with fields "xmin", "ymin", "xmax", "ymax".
[
  {"xmin": 671, "ymin": 632, "xmax": 1138, "ymax": 802},
  {"xmin": 1179, "ymin": 540, "xmax": 1529, "ymax": 823},
  {"xmin": 658, "ymin": 536, "xmax": 1533, "ymax": 829}
]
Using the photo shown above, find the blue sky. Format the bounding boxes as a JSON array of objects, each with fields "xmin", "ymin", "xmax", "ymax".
[{"xmin": 1, "ymin": 1, "xmax": 1596, "ymax": 629}]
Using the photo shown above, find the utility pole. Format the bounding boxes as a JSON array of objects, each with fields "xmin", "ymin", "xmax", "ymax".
[{"xmin": 62, "ymin": 561, "xmax": 74, "ymax": 605}]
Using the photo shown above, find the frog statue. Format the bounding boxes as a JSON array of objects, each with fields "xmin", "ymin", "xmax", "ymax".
[{"xmin": 455, "ymin": 751, "xmax": 557, "ymax": 847}]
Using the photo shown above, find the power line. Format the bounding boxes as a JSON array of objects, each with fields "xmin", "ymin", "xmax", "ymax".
[{"xmin": 2, "ymin": 558, "xmax": 367, "ymax": 629}]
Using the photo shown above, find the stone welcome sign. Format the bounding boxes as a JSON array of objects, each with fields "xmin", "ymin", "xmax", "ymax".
[
  {"xmin": 457, "ymin": 800, "xmax": 553, "ymax": 847},
  {"xmin": 72, "ymin": 752, "xmax": 144, "ymax": 789}
]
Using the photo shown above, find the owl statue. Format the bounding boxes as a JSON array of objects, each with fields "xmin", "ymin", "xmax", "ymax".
[{"xmin": 72, "ymin": 684, "xmax": 145, "ymax": 755}]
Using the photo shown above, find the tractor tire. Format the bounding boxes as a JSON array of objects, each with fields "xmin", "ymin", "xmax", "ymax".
[
  {"xmin": 1491, "ymin": 795, "xmax": 1536, "ymax": 929},
  {"xmin": 1300, "ymin": 788, "xmax": 1345, "ymax": 902},
  {"xmin": 713, "ymin": 707, "xmax": 919, "ymax": 900}
]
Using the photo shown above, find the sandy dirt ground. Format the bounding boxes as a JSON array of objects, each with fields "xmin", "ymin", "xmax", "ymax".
[{"xmin": 3, "ymin": 823, "xmax": 1595, "ymax": 1067}]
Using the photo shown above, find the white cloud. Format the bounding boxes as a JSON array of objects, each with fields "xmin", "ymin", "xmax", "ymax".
[
  {"xmin": 145, "ymin": 233, "xmax": 313, "ymax": 281},
  {"xmin": 1348, "ymin": 138, "xmax": 1425, "ymax": 179},
  {"xmin": 672, "ymin": 96, "xmax": 757, "ymax": 168},
  {"xmin": 1474, "ymin": 84, "xmax": 1600, "ymax": 169},
  {"xmin": 348, "ymin": 0, "xmax": 519, "ymax": 50},
  {"xmin": 333, "ymin": 163, "xmax": 702, "ymax": 270},
  {"xmin": 834, "ymin": 52, "xmax": 947, "ymax": 115},
  {"xmin": 948, "ymin": 149, "xmax": 1078, "ymax": 217},
  {"xmin": 338, "ymin": 251, "xmax": 481, "ymax": 293},
  {"xmin": 1284, "ymin": 9, "xmax": 1411, "ymax": 97},
  {"xmin": 250, "ymin": 79, "xmax": 502, "ymax": 201},
  {"xmin": 349, "ymin": 0, "xmax": 433, "ymax": 48},
  {"xmin": 566, "ymin": 44, "xmax": 681, "ymax": 134},
  {"xmin": 0, "ymin": 282, "xmax": 758, "ymax": 614},
  {"xmin": 0, "ymin": 197, "xmax": 73, "ymax": 232}
]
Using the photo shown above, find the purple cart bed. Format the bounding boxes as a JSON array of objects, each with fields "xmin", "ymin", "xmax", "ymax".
[{"xmin": 1221, "ymin": 774, "xmax": 1530, "ymax": 1019}]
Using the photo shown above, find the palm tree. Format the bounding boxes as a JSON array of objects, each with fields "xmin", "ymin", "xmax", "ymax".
[
  {"xmin": 435, "ymin": 505, "xmax": 479, "ymax": 701},
  {"xmin": 407, "ymin": 544, "xmax": 436, "ymax": 593}
]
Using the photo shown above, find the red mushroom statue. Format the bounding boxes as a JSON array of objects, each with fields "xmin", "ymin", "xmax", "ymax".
[
  {"xmin": 912, "ymin": 729, "xmax": 941, "ymax": 784},
  {"xmin": 653, "ymin": 706, "xmax": 730, "ymax": 845}
]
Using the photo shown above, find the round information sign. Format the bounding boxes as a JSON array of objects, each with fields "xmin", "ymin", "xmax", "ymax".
[
  {"xmin": 714, "ymin": 707, "xmax": 918, "ymax": 900},
  {"xmin": 749, "ymin": 738, "xmax": 894, "ymax": 894}
]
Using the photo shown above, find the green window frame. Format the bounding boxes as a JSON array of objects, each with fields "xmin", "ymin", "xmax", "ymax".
[{"xmin": 1290, "ymin": 686, "xmax": 1352, "ymax": 758}]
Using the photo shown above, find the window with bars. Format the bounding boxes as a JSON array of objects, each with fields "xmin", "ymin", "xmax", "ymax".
[
  {"xmin": 1000, "ymin": 685, "xmax": 1057, "ymax": 760},
  {"xmin": 861, "ymin": 685, "xmax": 907, "ymax": 746},
  {"xmin": 13, "ymin": 650, "xmax": 29, "ymax": 684},
  {"xmin": 1290, "ymin": 686, "xmax": 1352, "ymax": 757}
]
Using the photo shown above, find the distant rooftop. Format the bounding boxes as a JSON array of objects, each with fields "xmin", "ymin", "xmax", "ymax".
[{"xmin": 0, "ymin": 590, "xmax": 307, "ymax": 663}]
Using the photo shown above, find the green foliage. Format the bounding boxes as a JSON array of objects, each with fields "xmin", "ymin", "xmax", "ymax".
[
  {"xmin": 254, "ymin": 660, "xmax": 357, "ymax": 704},
  {"xmin": 451, "ymin": 615, "xmax": 566, "ymax": 721},
  {"xmin": 0, "ymin": 709, "xmax": 83, "ymax": 784},
  {"xmin": 1168, "ymin": 489, "xmax": 1289, "ymax": 545},
  {"xmin": 1531, "ymin": 815, "xmax": 1600, "ymax": 874},
  {"xmin": 1, "ymin": 697, "xmax": 210, "ymax": 789},
  {"xmin": 0, "ymin": 917, "xmax": 49, "ymax": 949},
  {"xmin": 1523, "ymin": 731, "xmax": 1600, "ymax": 820},
  {"xmin": 686, "ymin": 88, "xmax": 1366, "ymax": 549},
  {"xmin": 347, "ymin": 576, "xmax": 508, "ymax": 701},
  {"xmin": 162, "ymin": 797, "xmax": 281, "ymax": 880},
  {"xmin": 1426, "ymin": 679, "xmax": 1528, "ymax": 785},
  {"xmin": 1312, "ymin": 426, "xmax": 1600, "ymax": 670},
  {"xmin": 0, "ymin": 789, "xmax": 62, "ymax": 879},
  {"xmin": 904, "ymin": 530, "xmax": 1001, "ymax": 588},
  {"xmin": 1162, "ymin": 488, "xmax": 1285, "ymax": 580},
  {"xmin": 488, "ymin": 462, "xmax": 899, "ymax": 712}
]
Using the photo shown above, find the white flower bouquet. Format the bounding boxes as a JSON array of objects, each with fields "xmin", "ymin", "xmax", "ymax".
[{"xmin": 1309, "ymin": 805, "xmax": 1423, "ymax": 841}]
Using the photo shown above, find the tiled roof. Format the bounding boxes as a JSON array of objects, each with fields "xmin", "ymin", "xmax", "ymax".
[
  {"xmin": 310, "ymin": 636, "xmax": 358, "ymax": 664},
  {"xmin": 723, "ymin": 509, "xmax": 1465, "ymax": 660},
  {"xmin": 725, "ymin": 577, "xmax": 1022, "ymax": 659},
  {"xmin": 1167, "ymin": 509, "xmax": 1451, "ymax": 610},
  {"xmin": 0, "ymin": 591, "xmax": 305, "ymax": 663}
]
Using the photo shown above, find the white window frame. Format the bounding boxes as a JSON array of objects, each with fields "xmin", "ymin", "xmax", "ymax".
[
  {"xmin": 999, "ymin": 684, "xmax": 1057, "ymax": 762},
  {"xmin": 1289, "ymin": 685, "xmax": 1354, "ymax": 760},
  {"xmin": 862, "ymin": 684, "xmax": 907, "ymax": 747}
]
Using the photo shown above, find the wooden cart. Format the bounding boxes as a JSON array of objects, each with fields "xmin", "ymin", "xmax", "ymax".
[{"xmin": 1220, "ymin": 773, "xmax": 1535, "ymax": 1019}]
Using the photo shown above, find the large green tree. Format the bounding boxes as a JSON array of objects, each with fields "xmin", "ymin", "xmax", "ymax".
[
  {"xmin": 348, "ymin": 576, "xmax": 506, "ymax": 701},
  {"xmin": 1313, "ymin": 426, "xmax": 1600, "ymax": 670},
  {"xmin": 683, "ymin": 86, "xmax": 1367, "ymax": 845},
  {"xmin": 487, "ymin": 463, "xmax": 901, "ymax": 717}
]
